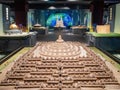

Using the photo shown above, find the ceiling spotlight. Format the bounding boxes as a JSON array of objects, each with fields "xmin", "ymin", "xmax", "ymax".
[
  {"xmin": 63, "ymin": 7, "xmax": 70, "ymax": 9},
  {"xmin": 67, "ymin": 0, "xmax": 79, "ymax": 1},
  {"xmin": 41, "ymin": 0, "xmax": 49, "ymax": 1},
  {"xmin": 48, "ymin": 6, "xmax": 56, "ymax": 9}
]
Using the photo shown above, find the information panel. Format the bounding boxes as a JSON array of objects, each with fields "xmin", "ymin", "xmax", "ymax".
[
  {"xmin": 114, "ymin": 4, "xmax": 120, "ymax": 33},
  {"xmin": 0, "ymin": 4, "xmax": 3, "ymax": 34}
]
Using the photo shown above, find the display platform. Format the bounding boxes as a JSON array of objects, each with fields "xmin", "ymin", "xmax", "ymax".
[
  {"xmin": 86, "ymin": 32, "xmax": 120, "ymax": 50},
  {"xmin": 0, "ymin": 52, "xmax": 9, "ymax": 60},
  {"xmin": 0, "ymin": 47, "xmax": 22, "ymax": 65},
  {"xmin": 54, "ymin": 26, "xmax": 66, "ymax": 35},
  {"xmin": 86, "ymin": 32, "xmax": 120, "ymax": 63},
  {"xmin": 30, "ymin": 23, "xmax": 47, "ymax": 35},
  {"xmin": 107, "ymin": 50, "xmax": 120, "ymax": 63},
  {"xmin": 54, "ymin": 26, "xmax": 66, "ymax": 30},
  {"xmin": 87, "ymin": 32, "xmax": 120, "ymax": 37},
  {"xmin": 31, "ymin": 27, "xmax": 47, "ymax": 35},
  {"xmin": 0, "ymin": 47, "xmax": 31, "ymax": 71},
  {"xmin": 71, "ymin": 26, "xmax": 89, "ymax": 36},
  {"xmin": 0, "ymin": 32, "xmax": 36, "ymax": 52}
]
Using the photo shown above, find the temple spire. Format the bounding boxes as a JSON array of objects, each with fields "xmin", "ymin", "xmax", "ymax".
[{"xmin": 56, "ymin": 35, "xmax": 64, "ymax": 43}]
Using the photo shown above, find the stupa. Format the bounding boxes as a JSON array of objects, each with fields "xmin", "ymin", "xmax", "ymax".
[
  {"xmin": 54, "ymin": 16, "xmax": 65, "ymax": 28},
  {"xmin": 33, "ymin": 35, "xmax": 87, "ymax": 59},
  {"xmin": 7, "ymin": 22, "xmax": 22, "ymax": 34},
  {"xmin": 9, "ymin": 23, "xmax": 18, "ymax": 30}
]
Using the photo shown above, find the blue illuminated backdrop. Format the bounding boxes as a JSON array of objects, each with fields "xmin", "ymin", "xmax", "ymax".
[
  {"xmin": 47, "ymin": 13, "xmax": 73, "ymax": 27},
  {"xmin": 29, "ymin": 9, "xmax": 91, "ymax": 29}
]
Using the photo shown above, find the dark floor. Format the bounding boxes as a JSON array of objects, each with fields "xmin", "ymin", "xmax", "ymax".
[{"xmin": 36, "ymin": 30, "xmax": 87, "ymax": 43}]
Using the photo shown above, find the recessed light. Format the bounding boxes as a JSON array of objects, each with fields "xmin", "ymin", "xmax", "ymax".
[
  {"xmin": 42, "ymin": 0, "xmax": 49, "ymax": 1},
  {"xmin": 48, "ymin": 6, "xmax": 56, "ymax": 9},
  {"xmin": 67, "ymin": 0, "xmax": 79, "ymax": 1}
]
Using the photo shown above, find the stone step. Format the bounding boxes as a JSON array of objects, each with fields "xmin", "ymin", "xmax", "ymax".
[
  {"xmin": 105, "ymin": 85, "xmax": 120, "ymax": 90},
  {"xmin": 81, "ymin": 87, "xmax": 104, "ymax": 90}
]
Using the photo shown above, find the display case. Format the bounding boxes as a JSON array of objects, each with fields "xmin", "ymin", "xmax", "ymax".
[
  {"xmin": 0, "ymin": 32, "xmax": 37, "ymax": 52},
  {"xmin": 96, "ymin": 24, "xmax": 110, "ymax": 34},
  {"xmin": 71, "ymin": 25, "xmax": 89, "ymax": 36}
]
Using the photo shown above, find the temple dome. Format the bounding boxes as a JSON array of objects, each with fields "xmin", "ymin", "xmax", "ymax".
[
  {"xmin": 33, "ymin": 35, "xmax": 88, "ymax": 60},
  {"xmin": 33, "ymin": 23, "xmax": 41, "ymax": 27},
  {"xmin": 9, "ymin": 23, "xmax": 18, "ymax": 30}
]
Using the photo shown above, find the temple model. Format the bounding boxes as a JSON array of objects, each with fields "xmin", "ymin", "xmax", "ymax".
[
  {"xmin": 0, "ymin": 35, "xmax": 119, "ymax": 90},
  {"xmin": 54, "ymin": 16, "xmax": 65, "ymax": 28}
]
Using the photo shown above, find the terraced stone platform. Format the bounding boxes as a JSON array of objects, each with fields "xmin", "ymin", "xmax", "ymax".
[{"xmin": 0, "ymin": 35, "xmax": 120, "ymax": 90}]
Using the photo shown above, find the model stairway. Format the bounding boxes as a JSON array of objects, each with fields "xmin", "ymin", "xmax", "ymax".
[{"xmin": 0, "ymin": 36, "xmax": 120, "ymax": 90}]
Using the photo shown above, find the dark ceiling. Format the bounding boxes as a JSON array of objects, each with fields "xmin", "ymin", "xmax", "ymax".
[{"xmin": 0, "ymin": 0, "xmax": 120, "ymax": 9}]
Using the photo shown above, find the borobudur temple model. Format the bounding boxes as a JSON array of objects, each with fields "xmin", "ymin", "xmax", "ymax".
[{"xmin": 0, "ymin": 35, "xmax": 119, "ymax": 90}]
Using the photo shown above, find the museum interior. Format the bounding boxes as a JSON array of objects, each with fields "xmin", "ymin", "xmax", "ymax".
[{"xmin": 0, "ymin": 0, "xmax": 120, "ymax": 90}]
